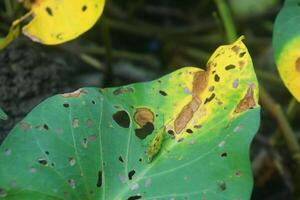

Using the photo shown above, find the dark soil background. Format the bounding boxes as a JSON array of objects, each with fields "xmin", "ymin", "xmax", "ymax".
[{"xmin": 1, "ymin": 0, "xmax": 300, "ymax": 199}]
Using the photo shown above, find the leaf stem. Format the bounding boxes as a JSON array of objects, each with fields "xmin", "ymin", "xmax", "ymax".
[
  {"xmin": 260, "ymin": 87, "xmax": 300, "ymax": 157},
  {"xmin": 214, "ymin": 0, "xmax": 237, "ymax": 43}
]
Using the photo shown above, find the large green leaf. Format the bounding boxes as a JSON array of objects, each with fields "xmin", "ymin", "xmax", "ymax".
[
  {"xmin": 0, "ymin": 38, "xmax": 260, "ymax": 199},
  {"xmin": 273, "ymin": 0, "xmax": 300, "ymax": 101}
]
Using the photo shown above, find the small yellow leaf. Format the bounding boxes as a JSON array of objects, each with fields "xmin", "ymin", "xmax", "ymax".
[
  {"xmin": 22, "ymin": 0, "xmax": 105, "ymax": 45},
  {"xmin": 276, "ymin": 37, "xmax": 300, "ymax": 101}
]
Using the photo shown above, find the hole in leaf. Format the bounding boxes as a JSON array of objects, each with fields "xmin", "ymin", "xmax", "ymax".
[
  {"xmin": 92, "ymin": 100, "xmax": 96, "ymax": 105},
  {"xmin": 186, "ymin": 129, "xmax": 193, "ymax": 134},
  {"xmin": 221, "ymin": 152, "xmax": 228, "ymax": 158},
  {"xmin": 112, "ymin": 111, "xmax": 130, "ymax": 128},
  {"xmin": 38, "ymin": 158, "xmax": 48, "ymax": 166},
  {"xmin": 45, "ymin": 7, "xmax": 53, "ymax": 16},
  {"xmin": 119, "ymin": 156, "xmax": 124, "ymax": 163},
  {"xmin": 127, "ymin": 195, "xmax": 142, "ymax": 200},
  {"xmin": 167, "ymin": 129, "xmax": 174, "ymax": 136},
  {"xmin": 214, "ymin": 74, "xmax": 220, "ymax": 82},
  {"xmin": 134, "ymin": 122, "xmax": 154, "ymax": 140},
  {"xmin": 63, "ymin": 103, "xmax": 69, "ymax": 108},
  {"xmin": 128, "ymin": 170, "xmax": 136, "ymax": 180},
  {"xmin": 239, "ymin": 52, "xmax": 246, "ymax": 57},
  {"xmin": 159, "ymin": 90, "xmax": 168, "ymax": 96},
  {"xmin": 82, "ymin": 5, "xmax": 88, "ymax": 12},
  {"xmin": 225, "ymin": 64, "xmax": 236, "ymax": 71},
  {"xmin": 204, "ymin": 93, "xmax": 215, "ymax": 104},
  {"xmin": 97, "ymin": 171, "xmax": 103, "ymax": 187},
  {"xmin": 43, "ymin": 124, "xmax": 49, "ymax": 130}
]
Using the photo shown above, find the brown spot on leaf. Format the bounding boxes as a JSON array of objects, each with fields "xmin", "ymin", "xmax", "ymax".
[
  {"xmin": 174, "ymin": 97, "xmax": 201, "ymax": 134},
  {"xmin": 62, "ymin": 89, "xmax": 83, "ymax": 98},
  {"xmin": 231, "ymin": 45, "xmax": 240, "ymax": 54},
  {"xmin": 113, "ymin": 87, "xmax": 134, "ymax": 95},
  {"xmin": 296, "ymin": 57, "xmax": 300, "ymax": 72},
  {"xmin": 192, "ymin": 71, "xmax": 208, "ymax": 96},
  {"xmin": 234, "ymin": 85, "xmax": 256, "ymax": 113},
  {"xmin": 20, "ymin": 122, "xmax": 31, "ymax": 131},
  {"xmin": 134, "ymin": 108, "xmax": 154, "ymax": 127},
  {"xmin": 239, "ymin": 60, "xmax": 245, "ymax": 69},
  {"xmin": 174, "ymin": 71, "xmax": 209, "ymax": 134}
]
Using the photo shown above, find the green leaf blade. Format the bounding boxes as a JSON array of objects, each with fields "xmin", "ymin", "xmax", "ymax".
[{"xmin": 0, "ymin": 38, "xmax": 260, "ymax": 200}]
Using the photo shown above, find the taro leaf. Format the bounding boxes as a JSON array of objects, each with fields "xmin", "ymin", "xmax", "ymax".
[
  {"xmin": 273, "ymin": 0, "xmax": 300, "ymax": 101},
  {"xmin": 2, "ymin": 0, "xmax": 105, "ymax": 46},
  {"xmin": 0, "ymin": 108, "xmax": 8, "ymax": 121},
  {"xmin": 0, "ymin": 37, "xmax": 260, "ymax": 199}
]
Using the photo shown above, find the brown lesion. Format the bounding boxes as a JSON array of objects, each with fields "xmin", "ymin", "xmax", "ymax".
[
  {"xmin": 234, "ymin": 85, "xmax": 256, "ymax": 113},
  {"xmin": 62, "ymin": 89, "xmax": 84, "ymax": 98},
  {"xmin": 134, "ymin": 108, "xmax": 154, "ymax": 127},
  {"xmin": 296, "ymin": 57, "xmax": 300, "ymax": 72},
  {"xmin": 174, "ymin": 71, "xmax": 208, "ymax": 134}
]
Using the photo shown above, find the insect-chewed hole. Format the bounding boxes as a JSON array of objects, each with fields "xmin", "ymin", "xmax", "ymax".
[
  {"xmin": 134, "ymin": 122, "xmax": 154, "ymax": 140},
  {"xmin": 118, "ymin": 156, "xmax": 124, "ymax": 163},
  {"xmin": 159, "ymin": 90, "xmax": 168, "ymax": 96},
  {"xmin": 214, "ymin": 74, "xmax": 220, "ymax": 82},
  {"xmin": 43, "ymin": 124, "xmax": 49, "ymax": 130},
  {"xmin": 186, "ymin": 129, "xmax": 193, "ymax": 134},
  {"xmin": 127, "ymin": 195, "xmax": 142, "ymax": 200},
  {"xmin": 128, "ymin": 170, "xmax": 136, "ymax": 180},
  {"xmin": 63, "ymin": 103, "xmax": 69, "ymax": 108},
  {"xmin": 225, "ymin": 64, "xmax": 236, "ymax": 71},
  {"xmin": 221, "ymin": 152, "xmax": 228, "ymax": 158},
  {"xmin": 45, "ymin": 7, "xmax": 53, "ymax": 16},
  {"xmin": 38, "ymin": 158, "xmax": 48, "ymax": 166},
  {"xmin": 82, "ymin": 5, "xmax": 88, "ymax": 12},
  {"xmin": 97, "ymin": 170, "xmax": 103, "ymax": 187},
  {"xmin": 112, "ymin": 110, "xmax": 131, "ymax": 128}
]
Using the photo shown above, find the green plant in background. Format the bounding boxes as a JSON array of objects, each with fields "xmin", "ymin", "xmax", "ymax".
[
  {"xmin": 0, "ymin": 38, "xmax": 260, "ymax": 199},
  {"xmin": 0, "ymin": 108, "xmax": 7, "ymax": 121},
  {"xmin": 0, "ymin": 0, "xmax": 105, "ymax": 49},
  {"xmin": 273, "ymin": 0, "xmax": 300, "ymax": 102}
]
